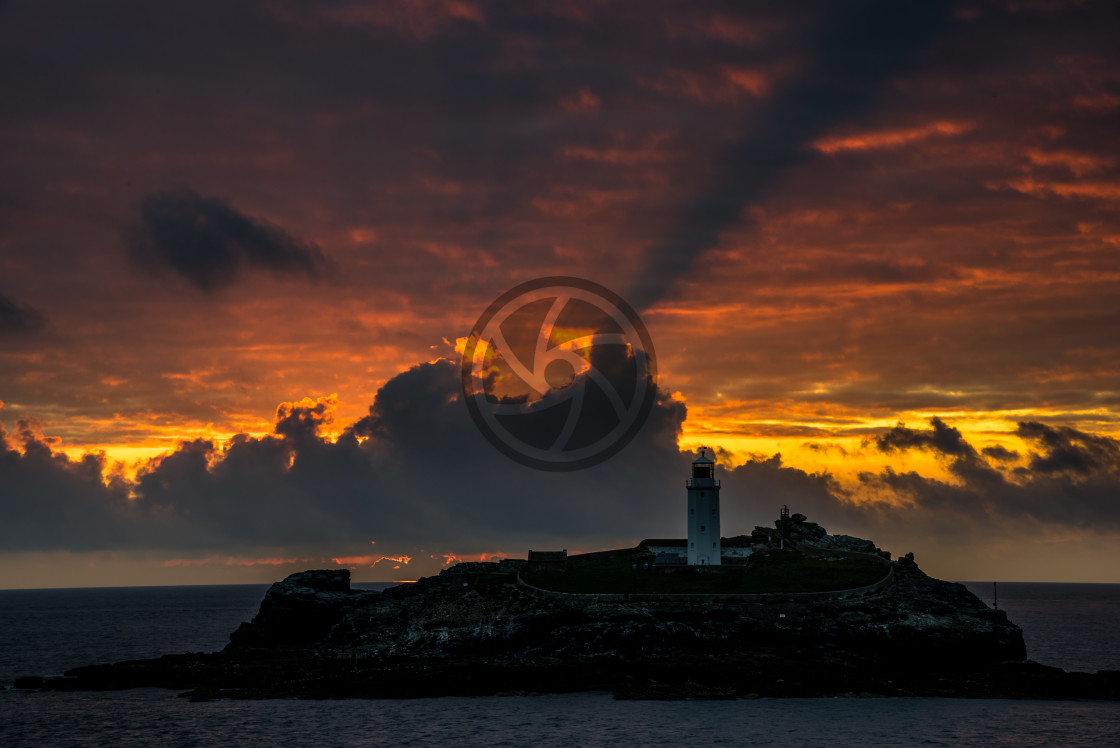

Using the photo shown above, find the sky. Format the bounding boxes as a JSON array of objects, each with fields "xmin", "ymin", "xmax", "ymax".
[{"xmin": 1, "ymin": 0, "xmax": 1119, "ymax": 588}]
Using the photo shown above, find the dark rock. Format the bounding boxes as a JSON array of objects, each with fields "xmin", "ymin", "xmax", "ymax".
[
  {"xmin": 283, "ymin": 552, "xmax": 1027, "ymax": 672},
  {"xmin": 831, "ymin": 534, "xmax": 878, "ymax": 553},
  {"xmin": 227, "ymin": 569, "xmax": 377, "ymax": 650},
  {"xmin": 42, "ymin": 677, "xmax": 81, "ymax": 692},
  {"xmin": 13, "ymin": 675, "xmax": 44, "ymax": 689},
  {"xmin": 440, "ymin": 561, "xmax": 502, "ymax": 574},
  {"xmin": 29, "ymin": 526, "xmax": 1120, "ymax": 701}
]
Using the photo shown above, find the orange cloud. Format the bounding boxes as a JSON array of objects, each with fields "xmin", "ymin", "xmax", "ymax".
[
  {"xmin": 559, "ymin": 88, "xmax": 601, "ymax": 113},
  {"xmin": 640, "ymin": 64, "xmax": 781, "ymax": 103},
  {"xmin": 1072, "ymin": 93, "xmax": 1120, "ymax": 111},
  {"xmin": 331, "ymin": 555, "xmax": 413, "ymax": 567},
  {"xmin": 276, "ymin": 394, "xmax": 338, "ymax": 430},
  {"xmin": 1026, "ymin": 148, "xmax": 1112, "ymax": 177},
  {"xmin": 672, "ymin": 12, "xmax": 765, "ymax": 45},
  {"xmin": 722, "ymin": 66, "xmax": 769, "ymax": 96},
  {"xmin": 441, "ymin": 551, "xmax": 506, "ymax": 565},
  {"xmin": 814, "ymin": 121, "xmax": 974, "ymax": 153},
  {"xmin": 997, "ymin": 178, "xmax": 1120, "ymax": 201},
  {"xmin": 559, "ymin": 143, "xmax": 668, "ymax": 166}
]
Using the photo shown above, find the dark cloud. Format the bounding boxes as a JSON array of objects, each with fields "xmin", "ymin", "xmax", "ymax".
[
  {"xmin": 721, "ymin": 453, "xmax": 861, "ymax": 536},
  {"xmin": 1, "ymin": 360, "xmax": 689, "ymax": 559},
  {"xmin": 0, "ymin": 418, "xmax": 136, "ymax": 552},
  {"xmin": 127, "ymin": 188, "xmax": 331, "ymax": 292},
  {"xmin": 0, "ymin": 292, "xmax": 44, "ymax": 335},
  {"xmin": 5, "ymin": 365, "xmax": 1120, "ymax": 577},
  {"xmin": 274, "ymin": 395, "xmax": 337, "ymax": 446},
  {"xmin": 629, "ymin": 0, "xmax": 957, "ymax": 308},
  {"xmin": 981, "ymin": 444, "xmax": 1020, "ymax": 462},
  {"xmin": 803, "ymin": 442, "xmax": 850, "ymax": 457},
  {"xmin": 857, "ymin": 417, "xmax": 1120, "ymax": 534},
  {"xmin": 872, "ymin": 417, "xmax": 976, "ymax": 458},
  {"xmin": 1017, "ymin": 421, "xmax": 1120, "ymax": 477}
]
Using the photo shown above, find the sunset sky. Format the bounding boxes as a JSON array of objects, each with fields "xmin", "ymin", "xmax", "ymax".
[{"xmin": 2, "ymin": 0, "xmax": 1119, "ymax": 588}]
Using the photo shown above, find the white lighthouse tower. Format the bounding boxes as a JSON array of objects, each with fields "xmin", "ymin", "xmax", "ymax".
[{"xmin": 687, "ymin": 447, "xmax": 721, "ymax": 565}]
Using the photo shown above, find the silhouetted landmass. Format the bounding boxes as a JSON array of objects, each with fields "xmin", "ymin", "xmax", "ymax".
[{"xmin": 19, "ymin": 534, "xmax": 1120, "ymax": 700}]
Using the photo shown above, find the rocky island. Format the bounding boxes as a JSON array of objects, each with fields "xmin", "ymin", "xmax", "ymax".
[{"xmin": 27, "ymin": 516, "xmax": 1120, "ymax": 701}]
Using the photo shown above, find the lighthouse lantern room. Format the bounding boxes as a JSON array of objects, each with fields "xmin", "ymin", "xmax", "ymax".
[{"xmin": 687, "ymin": 447, "xmax": 721, "ymax": 565}]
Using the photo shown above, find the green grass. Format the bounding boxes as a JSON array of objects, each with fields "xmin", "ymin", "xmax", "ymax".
[{"xmin": 522, "ymin": 549, "xmax": 887, "ymax": 595}]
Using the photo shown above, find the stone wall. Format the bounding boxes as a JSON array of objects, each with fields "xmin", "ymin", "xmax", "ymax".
[{"xmin": 515, "ymin": 564, "xmax": 895, "ymax": 604}]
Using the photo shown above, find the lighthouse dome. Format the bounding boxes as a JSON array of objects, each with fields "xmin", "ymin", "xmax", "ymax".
[{"xmin": 692, "ymin": 447, "xmax": 714, "ymax": 464}]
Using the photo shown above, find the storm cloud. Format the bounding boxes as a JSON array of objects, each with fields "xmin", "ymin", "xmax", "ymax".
[
  {"xmin": 873, "ymin": 417, "xmax": 977, "ymax": 459},
  {"xmin": 127, "ymin": 188, "xmax": 331, "ymax": 292},
  {"xmin": 629, "ymin": 0, "xmax": 956, "ymax": 308},
  {"xmin": 861, "ymin": 417, "xmax": 1120, "ymax": 532},
  {"xmin": 4, "ymin": 365, "xmax": 1120, "ymax": 581},
  {"xmin": 1017, "ymin": 421, "xmax": 1120, "ymax": 477},
  {"xmin": 2, "ymin": 361, "xmax": 689, "ymax": 561}
]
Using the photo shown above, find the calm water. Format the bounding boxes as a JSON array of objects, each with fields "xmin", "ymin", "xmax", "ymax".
[
  {"xmin": 1, "ymin": 582, "xmax": 1118, "ymax": 746},
  {"xmin": 961, "ymin": 581, "xmax": 1120, "ymax": 673}
]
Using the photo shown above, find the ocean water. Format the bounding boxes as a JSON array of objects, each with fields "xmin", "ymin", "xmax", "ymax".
[
  {"xmin": 960, "ymin": 582, "xmax": 1120, "ymax": 673},
  {"xmin": 1, "ymin": 582, "xmax": 1118, "ymax": 747},
  {"xmin": 0, "ymin": 584, "xmax": 269, "ymax": 681},
  {"xmin": 3, "ymin": 689, "xmax": 1119, "ymax": 747}
]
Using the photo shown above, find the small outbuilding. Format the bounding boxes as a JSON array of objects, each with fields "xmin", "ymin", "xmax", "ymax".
[{"xmin": 526, "ymin": 549, "xmax": 568, "ymax": 572}]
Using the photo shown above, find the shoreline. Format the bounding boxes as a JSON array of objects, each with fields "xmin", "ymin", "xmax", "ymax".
[
  {"xmin": 7, "ymin": 559, "xmax": 1119, "ymax": 701},
  {"xmin": 12, "ymin": 650, "xmax": 1120, "ymax": 702}
]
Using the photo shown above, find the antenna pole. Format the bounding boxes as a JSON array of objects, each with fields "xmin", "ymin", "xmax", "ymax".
[{"xmin": 779, "ymin": 504, "xmax": 789, "ymax": 550}]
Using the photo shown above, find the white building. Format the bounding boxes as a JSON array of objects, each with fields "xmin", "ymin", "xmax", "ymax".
[{"xmin": 687, "ymin": 448, "xmax": 721, "ymax": 565}]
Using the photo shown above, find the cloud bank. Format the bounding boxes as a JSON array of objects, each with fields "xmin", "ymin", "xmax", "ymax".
[{"xmin": 3, "ymin": 361, "xmax": 1119, "ymax": 582}]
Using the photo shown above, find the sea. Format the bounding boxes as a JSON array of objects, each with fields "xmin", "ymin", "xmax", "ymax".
[{"xmin": 0, "ymin": 581, "xmax": 1118, "ymax": 747}]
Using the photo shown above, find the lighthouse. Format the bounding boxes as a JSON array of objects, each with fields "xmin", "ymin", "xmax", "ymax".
[{"xmin": 687, "ymin": 447, "xmax": 721, "ymax": 565}]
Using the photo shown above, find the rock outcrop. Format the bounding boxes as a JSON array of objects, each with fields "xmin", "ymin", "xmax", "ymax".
[
  {"xmin": 222, "ymin": 552, "xmax": 1023, "ymax": 671},
  {"xmin": 753, "ymin": 513, "xmax": 890, "ymax": 557},
  {"xmin": 24, "ymin": 530, "xmax": 1120, "ymax": 701},
  {"xmin": 228, "ymin": 569, "xmax": 373, "ymax": 649}
]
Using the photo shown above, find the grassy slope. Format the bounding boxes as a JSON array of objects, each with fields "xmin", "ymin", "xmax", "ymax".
[{"xmin": 523, "ymin": 549, "xmax": 887, "ymax": 594}]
